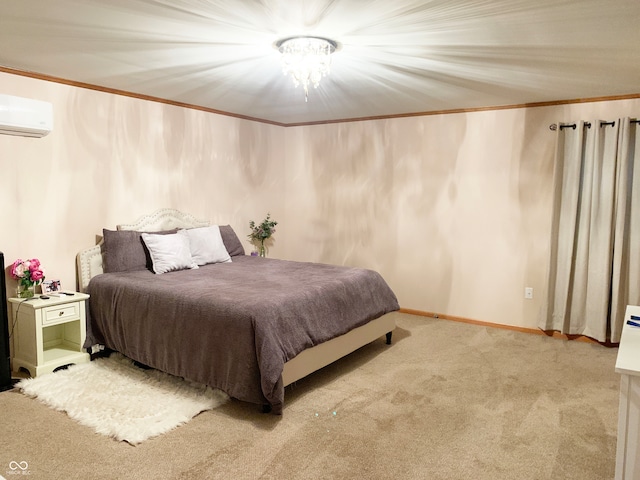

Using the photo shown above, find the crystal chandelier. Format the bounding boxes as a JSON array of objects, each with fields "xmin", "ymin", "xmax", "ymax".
[{"xmin": 276, "ymin": 36, "xmax": 337, "ymax": 101}]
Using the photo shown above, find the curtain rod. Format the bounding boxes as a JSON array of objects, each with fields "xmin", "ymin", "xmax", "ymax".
[{"xmin": 549, "ymin": 119, "xmax": 640, "ymax": 131}]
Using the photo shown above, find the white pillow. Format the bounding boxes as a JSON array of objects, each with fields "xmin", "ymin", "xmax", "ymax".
[
  {"xmin": 141, "ymin": 232, "xmax": 198, "ymax": 274},
  {"xmin": 180, "ymin": 226, "xmax": 231, "ymax": 266}
]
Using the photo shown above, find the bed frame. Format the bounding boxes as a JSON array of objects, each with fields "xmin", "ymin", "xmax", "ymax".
[{"xmin": 77, "ymin": 209, "xmax": 396, "ymax": 388}]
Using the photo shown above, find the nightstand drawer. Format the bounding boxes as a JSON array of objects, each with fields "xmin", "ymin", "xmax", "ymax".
[{"xmin": 42, "ymin": 303, "xmax": 81, "ymax": 325}]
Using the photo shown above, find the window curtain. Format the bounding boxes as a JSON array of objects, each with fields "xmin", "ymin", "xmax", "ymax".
[{"xmin": 540, "ymin": 117, "xmax": 640, "ymax": 343}]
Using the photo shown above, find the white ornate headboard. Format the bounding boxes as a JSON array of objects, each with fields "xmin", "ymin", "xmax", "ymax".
[{"xmin": 76, "ymin": 209, "xmax": 210, "ymax": 292}]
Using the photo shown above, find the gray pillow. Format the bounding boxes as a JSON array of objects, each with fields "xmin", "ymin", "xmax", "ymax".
[
  {"xmin": 219, "ymin": 225, "xmax": 245, "ymax": 257},
  {"xmin": 102, "ymin": 228, "xmax": 177, "ymax": 273}
]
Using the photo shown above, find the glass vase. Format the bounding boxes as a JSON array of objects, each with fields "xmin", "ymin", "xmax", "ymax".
[
  {"xmin": 17, "ymin": 283, "xmax": 35, "ymax": 299},
  {"xmin": 259, "ymin": 244, "xmax": 266, "ymax": 257}
]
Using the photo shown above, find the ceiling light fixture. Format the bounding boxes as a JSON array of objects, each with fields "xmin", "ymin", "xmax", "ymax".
[{"xmin": 275, "ymin": 36, "xmax": 337, "ymax": 102}]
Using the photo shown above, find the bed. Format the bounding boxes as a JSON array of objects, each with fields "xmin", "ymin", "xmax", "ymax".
[{"xmin": 77, "ymin": 209, "xmax": 399, "ymax": 413}]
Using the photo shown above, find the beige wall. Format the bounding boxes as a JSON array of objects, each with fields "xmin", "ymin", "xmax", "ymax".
[
  {"xmin": 1, "ymin": 71, "xmax": 639, "ymax": 330},
  {"xmin": 0, "ymin": 72, "xmax": 286, "ymax": 294},
  {"xmin": 281, "ymin": 99, "xmax": 640, "ymax": 329}
]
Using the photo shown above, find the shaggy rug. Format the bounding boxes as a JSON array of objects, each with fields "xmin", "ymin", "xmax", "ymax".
[{"xmin": 17, "ymin": 353, "xmax": 229, "ymax": 445}]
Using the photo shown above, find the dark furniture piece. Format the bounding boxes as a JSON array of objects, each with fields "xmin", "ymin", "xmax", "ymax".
[{"xmin": 1, "ymin": 251, "xmax": 16, "ymax": 392}]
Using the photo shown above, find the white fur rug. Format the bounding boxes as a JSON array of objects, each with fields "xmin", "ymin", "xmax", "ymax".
[{"xmin": 17, "ymin": 353, "xmax": 229, "ymax": 445}]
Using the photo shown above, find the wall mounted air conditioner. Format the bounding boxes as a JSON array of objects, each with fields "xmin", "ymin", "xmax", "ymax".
[{"xmin": 0, "ymin": 94, "xmax": 53, "ymax": 138}]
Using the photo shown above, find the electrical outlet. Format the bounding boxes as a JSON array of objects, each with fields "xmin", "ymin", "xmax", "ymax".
[{"xmin": 525, "ymin": 287, "xmax": 533, "ymax": 299}]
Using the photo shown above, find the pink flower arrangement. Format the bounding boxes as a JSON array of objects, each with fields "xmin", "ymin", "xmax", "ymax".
[{"xmin": 10, "ymin": 258, "xmax": 45, "ymax": 288}]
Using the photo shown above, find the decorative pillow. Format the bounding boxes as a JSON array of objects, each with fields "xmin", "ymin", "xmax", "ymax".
[
  {"xmin": 102, "ymin": 228, "xmax": 177, "ymax": 273},
  {"xmin": 180, "ymin": 226, "xmax": 231, "ymax": 266},
  {"xmin": 219, "ymin": 225, "xmax": 245, "ymax": 257},
  {"xmin": 140, "ymin": 232, "xmax": 198, "ymax": 274}
]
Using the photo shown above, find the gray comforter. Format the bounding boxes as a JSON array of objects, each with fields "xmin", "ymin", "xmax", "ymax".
[{"xmin": 85, "ymin": 256, "xmax": 399, "ymax": 413}]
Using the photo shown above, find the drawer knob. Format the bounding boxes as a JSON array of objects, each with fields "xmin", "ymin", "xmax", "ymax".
[{"xmin": 59, "ymin": 312, "xmax": 64, "ymax": 316}]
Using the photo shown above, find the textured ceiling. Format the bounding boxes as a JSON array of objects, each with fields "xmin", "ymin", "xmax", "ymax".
[{"xmin": 1, "ymin": 0, "xmax": 639, "ymax": 125}]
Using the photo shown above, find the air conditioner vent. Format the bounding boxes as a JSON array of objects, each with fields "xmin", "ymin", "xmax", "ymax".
[{"xmin": 0, "ymin": 94, "xmax": 53, "ymax": 138}]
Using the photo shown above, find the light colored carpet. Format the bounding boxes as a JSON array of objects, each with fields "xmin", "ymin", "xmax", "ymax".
[
  {"xmin": 16, "ymin": 353, "xmax": 229, "ymax": 445},
  {"xmin": 0, "ymin": 314, "xmax": 620, "ymax": 479}
]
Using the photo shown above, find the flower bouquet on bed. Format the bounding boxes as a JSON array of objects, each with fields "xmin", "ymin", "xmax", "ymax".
[{"xmin": 248, "ymin": 213, "xmax": 277, "ymax": 257}]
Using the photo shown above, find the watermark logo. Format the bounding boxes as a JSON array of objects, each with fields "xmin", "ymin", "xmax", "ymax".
[{"xmin": 5, "ymin": 461, "xmax": 30, "ymax": 476}]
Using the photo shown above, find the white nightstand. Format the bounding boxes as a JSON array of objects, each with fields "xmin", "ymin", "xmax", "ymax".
[{"xmin": 8, "ymin": 292, "xmax": 90, "ymax": 377}]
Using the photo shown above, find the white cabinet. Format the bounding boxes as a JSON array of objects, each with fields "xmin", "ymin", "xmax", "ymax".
[
  {"xmin": 615, "ymin": 305, "xmax": 640, "ymax": 480},
  {"xmin": 9, "ymin": 293, "xmax": 90, "ymax": 377}
]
